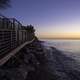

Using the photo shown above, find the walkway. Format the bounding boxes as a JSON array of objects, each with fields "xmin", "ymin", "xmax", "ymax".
[{"xmin": 0, "ymin": 39, "xmax": 35, "ymax": 66}]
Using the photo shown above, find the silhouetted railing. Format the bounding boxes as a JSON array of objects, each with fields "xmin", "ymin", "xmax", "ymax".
[{"xmin": 0, "ymin": 15, "xmax": 35, "ymax": 58}]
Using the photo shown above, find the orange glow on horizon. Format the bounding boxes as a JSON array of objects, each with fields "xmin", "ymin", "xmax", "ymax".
[{"xmin": 38, "ymin": 32, "xmax": 80, "ymax": 39}]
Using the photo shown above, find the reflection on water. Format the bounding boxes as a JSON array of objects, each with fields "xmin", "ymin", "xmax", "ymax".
[
  {"xmin": 41, "ymin": 39, "xmax": 80, "ymax": 61},
  {"xmin": 42, "ymin": 39, "xmax": 80, "ymax": 53}
]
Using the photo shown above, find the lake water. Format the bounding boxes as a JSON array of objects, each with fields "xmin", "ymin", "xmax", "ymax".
[{"xmin": 41, "ymin": 39, "xmax": 80, "ymax": 61}]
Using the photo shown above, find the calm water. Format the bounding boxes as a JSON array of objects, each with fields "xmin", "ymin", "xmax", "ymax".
[
  {"xmin": 42, "ymin": 39, "xmax": 80, "ymax": 53},
  {"xmin": 41, "ymin": 39, "xmax": 80, "ymax": 61}
]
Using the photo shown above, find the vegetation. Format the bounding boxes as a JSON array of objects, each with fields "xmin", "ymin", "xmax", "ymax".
[
  {"xmin": 26, "ymin": 25, "xmax": 35, "ymax": 33},
  {"xmin": 0, "ymin": 0, "xmax": 10, "ymax": 9}
]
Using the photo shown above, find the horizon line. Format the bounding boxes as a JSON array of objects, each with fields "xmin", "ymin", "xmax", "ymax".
[{"xmin": 39, "ymin": 37, "xmax": 80, "ymax": 40}]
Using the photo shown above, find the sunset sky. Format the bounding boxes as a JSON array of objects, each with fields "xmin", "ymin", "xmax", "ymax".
[{"xmin": 1, "ymin": 0, "xmax": 80, "ymax": 39}]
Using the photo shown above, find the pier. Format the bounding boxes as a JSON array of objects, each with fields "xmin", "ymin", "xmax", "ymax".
[{"xmin": 0, "ymin": 15, "xmax": 35, "ymax": 66}]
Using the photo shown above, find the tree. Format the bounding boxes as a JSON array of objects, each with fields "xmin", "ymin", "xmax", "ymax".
[
  {"xmin": 0, "ymin": 0, "xmax": 10, "ymax": 9},
  {"xmin": 26, "ymin": 25, "xmax": 35, "ymax": 33}
]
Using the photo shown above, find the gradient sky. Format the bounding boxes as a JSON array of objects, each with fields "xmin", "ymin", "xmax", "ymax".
[{"xmin": 1, "ymin": 0, "xmax": 80, "ymax": 38}]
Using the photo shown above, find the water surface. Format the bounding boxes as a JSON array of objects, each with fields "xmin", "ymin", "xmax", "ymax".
[{"xmin": 41, "ymin": 39, "xmax": 80, "ymax": 61}]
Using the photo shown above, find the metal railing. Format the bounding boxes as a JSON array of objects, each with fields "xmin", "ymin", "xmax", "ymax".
[
  {"xmin": 0, "ymin": 38, "xmax": 35, "ymax": 66},
  {"xmin": 0, "ymin": 14, "xmax": 35, "ymax": 66},
  {"xmin": 0, "ymin": 15, "xmax": 25, "ymax": 57}
]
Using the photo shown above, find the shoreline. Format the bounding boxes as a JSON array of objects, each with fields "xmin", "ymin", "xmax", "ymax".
[{"xmin": 0, "ymin": 38, "xmax": 80, "ymax": 80}]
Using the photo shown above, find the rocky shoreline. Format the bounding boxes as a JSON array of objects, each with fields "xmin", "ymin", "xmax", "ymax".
[{"xmin": 0, "ymin": 37, "xmax": 80, "ymax": 80}]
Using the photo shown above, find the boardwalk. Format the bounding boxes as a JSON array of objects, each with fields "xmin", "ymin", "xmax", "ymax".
[
  {"xmin": 0, "ymin": 15, "xmax": 35, "ymax": 66},
  {"xmin": 0, "ymin": 38, "xmax": 35, "ymax": 66}
]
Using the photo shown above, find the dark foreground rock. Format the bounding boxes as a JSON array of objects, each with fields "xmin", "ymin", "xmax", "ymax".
[{"xmin": 0, "ymin": 37, "xmax": 80, "ymax": 80}]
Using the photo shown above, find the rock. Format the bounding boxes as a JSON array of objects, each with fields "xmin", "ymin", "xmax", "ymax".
[{"xmin": 0, "ymin": 38, "xmax": 80, "ymax": 80}]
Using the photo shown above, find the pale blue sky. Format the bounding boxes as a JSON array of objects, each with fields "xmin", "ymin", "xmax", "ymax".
[{"xmin": 1, "ymin": 0, "xmax": 80, "ymax": 38}]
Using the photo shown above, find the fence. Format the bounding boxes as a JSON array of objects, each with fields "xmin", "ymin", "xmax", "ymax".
[{"xmin": 0, "ymin": 15, "xmax": 23, "ymax": 58}]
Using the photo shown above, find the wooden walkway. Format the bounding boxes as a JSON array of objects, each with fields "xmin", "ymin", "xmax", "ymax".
[{"xmin": 0, "ymin": 39, "xmax": 35, "ymax": 66}]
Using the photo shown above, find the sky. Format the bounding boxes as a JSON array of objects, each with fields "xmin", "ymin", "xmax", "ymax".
[{"xmin": 1, "ymin": 0, "xmax": 80, "ymax": 39}]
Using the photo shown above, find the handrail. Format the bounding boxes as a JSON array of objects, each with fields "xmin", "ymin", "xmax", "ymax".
[
  {"xmin": 0, "ymin": 14, "xmax": 23, "ymax": 30},
  {"xmin": 0, "ymin": 38, "xmax": 35, "ymax": 66},
  {"xmin": 0, "ymin": 13, "xmax": 7, "ymax": 18},
  {"xmin": 9, "ymin": 18, "xmax": 22, "ymax": 26}
]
